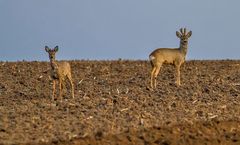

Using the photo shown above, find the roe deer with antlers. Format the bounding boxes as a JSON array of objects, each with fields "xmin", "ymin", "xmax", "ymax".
[
  {"xmin": 149, "ymin": 28, "xmax": 192, "ymax": 88},
  {"xmin": 45, "ymin": 46, "xmax": 74, "ymax": 101}
]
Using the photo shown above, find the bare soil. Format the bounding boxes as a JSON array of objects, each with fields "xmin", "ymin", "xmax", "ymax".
[{"xmin": 0, "ymin": 60, "xmax": 240, "ymax": 145}]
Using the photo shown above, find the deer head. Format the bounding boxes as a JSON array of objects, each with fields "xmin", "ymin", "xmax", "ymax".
[
  {"xmin": 176, "ymin": 28, "xmax": 192, "ymax": 45},
  {"xmin": 45, "ymin": 46, "xmax": 59, "ymax": 61}
]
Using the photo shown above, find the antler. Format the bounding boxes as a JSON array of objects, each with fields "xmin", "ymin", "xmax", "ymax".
[
  {"xmin": 180, "ymin": 28, "xmax": 184, "ymax": 35},
  {"xmin": 180, "ymin": 28, "xmax": 188, "ymax": 35},
  {"xmin": 184, "ymin": 28, "xmax": 187, "ymax": 35}
]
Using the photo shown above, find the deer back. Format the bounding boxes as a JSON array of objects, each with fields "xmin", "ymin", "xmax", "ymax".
[{"xmin": 150, "ymin": 48, "xmax": 185, "ymax": 64}]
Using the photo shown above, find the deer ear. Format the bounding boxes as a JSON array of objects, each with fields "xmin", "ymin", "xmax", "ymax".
[
  {"xmin": 176, "ymin": 31, "xmax": 181, "ymax": 38},
  {"xmin": 187, "ymin": 31, "xmax": 192, "ymax": 38},
  {"xmin": 45, "ymin": 46, "xmax": 50, "ymax": 52},
  {"xmin": 54, "ymin": 46, "xmax": 59, "ymax": 52}
]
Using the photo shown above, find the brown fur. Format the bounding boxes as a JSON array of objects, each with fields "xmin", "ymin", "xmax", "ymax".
[
  {"xmin": 149, "ymin": 28, "xmax": 192, "ymax": 88},
  {"xmin": 45, "ymin": 46, "xmax": 74, "ymax": 101}
]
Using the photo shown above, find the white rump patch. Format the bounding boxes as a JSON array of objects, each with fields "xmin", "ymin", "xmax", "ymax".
[{"xmin": 149, "ymin": 55, "xmax": 155, "ymax": 60}]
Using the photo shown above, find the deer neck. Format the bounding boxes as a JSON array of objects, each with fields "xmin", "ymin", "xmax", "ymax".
[
  {"xmin": 179, "ymin": 41, "xmax": 188, "ymax": 56},
  {"xmin": 50, "ymin": 59, "xmax": 58, "ymax": 70}
]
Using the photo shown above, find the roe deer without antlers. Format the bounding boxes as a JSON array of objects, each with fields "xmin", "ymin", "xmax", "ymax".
[
  {"xmin": 149, "ymin": 28, "xmax": 192, "ymax": 88},
  {"xmin": 45, "ymin": 46, "xmax": 74, "ymax": 101}
]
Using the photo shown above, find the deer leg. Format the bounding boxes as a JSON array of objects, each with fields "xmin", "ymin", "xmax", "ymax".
[
  {"xmin": 52, "ymin": 80, "xmax": 56, "ymax": 101},
  {"xmin": 176, "ymin": 65, "xmax": 181, "ymax": 86},
  {"xmin": 59, "ymin": 80, "xmax": 63, "ymax": 102},
  {"xmin": 150, "ymin": 67, "xmax": 156, "ymax": 88},
  {"xmin": 61, "ymin": 81, "xmax": 65, "ymax": 95},
  {"xmin": 153, "ymin": 64, "xmax": 162, "ymax": 88},
  {"xmin": 67, "ymin": 74, "xmax": 74, "ymax": 99}
]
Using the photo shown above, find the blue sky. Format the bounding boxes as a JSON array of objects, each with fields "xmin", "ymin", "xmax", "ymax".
[{"xmin": 0, "ymin": 0, "xmax": 240, "ymax": 61}]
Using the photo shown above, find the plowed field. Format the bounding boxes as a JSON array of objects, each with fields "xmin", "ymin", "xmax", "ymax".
[{"xmin": 0, "ymin": 60, "xmax": 240, "ymax": 145}]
